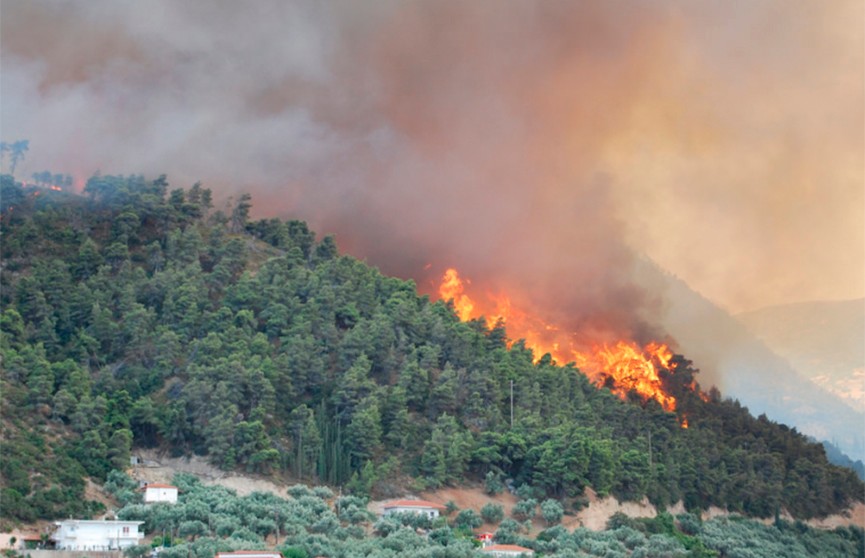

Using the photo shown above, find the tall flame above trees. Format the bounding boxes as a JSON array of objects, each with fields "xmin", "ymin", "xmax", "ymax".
[{"xmin": 437, "ymin": 267, "xmax": 702, "ymax": 414}]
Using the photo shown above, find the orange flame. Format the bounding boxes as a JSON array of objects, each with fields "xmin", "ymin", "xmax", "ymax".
[
  {"xmin": 577, "ymin": 341, "xmax": 677, "ymax": 412},
  {"xmin": 437, "ymin": 267, "xmax": 682, "ymax": 412},
  {"xmin": 438, "ymin": 268, "xmax": 475, "ymax": 321}
]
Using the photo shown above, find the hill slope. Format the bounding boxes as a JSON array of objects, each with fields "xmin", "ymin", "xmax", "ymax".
[{"xmin": 1, "ymin": 174, "xmax": 862, "ymax": 526}]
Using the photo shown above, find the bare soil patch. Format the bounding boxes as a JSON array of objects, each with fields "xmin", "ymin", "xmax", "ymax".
[
  {"xmin": 375, "ymin": 485, "xmax": 865, "ymax": 533},
  {"xmin": 804, "ymin": 501, "xmax": 865, "ymax": 530},
  {"xmin": 132, "ymin": 449, "xmax": 289, "ymax": 497}
]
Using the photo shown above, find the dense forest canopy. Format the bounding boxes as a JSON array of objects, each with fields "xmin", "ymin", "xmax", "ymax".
[{"xmin": 0, "ymin": 173, "xmax": 862, "ymax": 527}]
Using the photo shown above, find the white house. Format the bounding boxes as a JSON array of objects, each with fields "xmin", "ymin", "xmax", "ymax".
[
  {"xmin": 480, "ymin": 544, "xmax": 534, "ymax": 557},
  {"xmin": 382, "ymin": 499, "xmax": 446, "ymax": 519},
  {"xmin": 52, "ymin": 520, "xmax": 144, "ymax": 550},
  {"xmin": 142, "ymin": 483, "xmax": 178, "ymax": 504}
]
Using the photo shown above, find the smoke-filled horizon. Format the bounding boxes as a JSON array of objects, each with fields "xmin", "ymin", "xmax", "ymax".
[{"xmin": 3, "ymin": 1, "xmax": 863, "ymax": 328}]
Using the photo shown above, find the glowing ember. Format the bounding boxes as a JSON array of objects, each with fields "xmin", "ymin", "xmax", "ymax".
[{"xmin": 436, "ymin": 267, "xmax": 683, "ymax": 413}]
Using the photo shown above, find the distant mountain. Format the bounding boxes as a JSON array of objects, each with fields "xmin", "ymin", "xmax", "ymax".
[
  {"xmin": 736, "ymin": 299, "xmax": 865, "ymax": 412},
  {"xmin": 636, "ymin": 260, "xmax": 865, "ymax": 463},
  {"xmin": 820, "ymin": 439, "xmax": 865, "ymax": 482}
]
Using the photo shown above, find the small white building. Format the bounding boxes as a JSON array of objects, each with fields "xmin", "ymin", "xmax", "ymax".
[
  {"xmin": 52, "ymin": 520, "xmax": 144, "ymax": 550},
  {"xmin": 382, "ymin": 499, "xmax": 446, "ymax": 519},
  {"xmin": 480, "ymin": 544, "xmax": 534, "ymax": 557},
  {"xmin": 142, "ymin": 483, "xmax": 178, "ymax": 504}
]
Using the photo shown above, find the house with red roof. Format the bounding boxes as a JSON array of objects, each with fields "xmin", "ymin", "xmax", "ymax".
[
  {"xmin": 382, "ymin": 499, "xmax": 446, "ymax": 519},
  {"xmin": 142, "ymin": 483, "xmax": 178, "ymax": 504}
]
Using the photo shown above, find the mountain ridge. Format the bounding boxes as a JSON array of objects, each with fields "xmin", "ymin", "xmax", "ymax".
[
  {"xmin": 1, "ymin": 174, "xmax": 862, "ymax": 532},
  {"xmin": 633, "ymin": 259, "xmax": 865, "ymax": 462}
]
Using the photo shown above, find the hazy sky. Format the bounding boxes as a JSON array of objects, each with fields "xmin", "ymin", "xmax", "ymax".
[{"xmin": 2, "ymin": 0, "xmax": 862, "ymax": 324}]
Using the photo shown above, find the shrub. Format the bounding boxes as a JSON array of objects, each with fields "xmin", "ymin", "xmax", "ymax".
[
  {"xmin": 480, "ymin": 503, "xmax": 504, "ymax": 524},
  {"xmin": 572, "ymin": 494, "xmax": 590, "ymax": 512},
  {"xmin": 607, "ymin": 512, "xmax": 642, "ymax": 531},
  {"xmin": 676, "ymin": 513, "xmax": 702, "ymax": 536},
  {"xmin": 281, "ymin": 548, "xmax": 308, "ymax": 558},
  {"xmin": 484, "ymin": 471, "xmax": 504, "ymax": 495},
  {"xmin": 454, "ymin": 509, "xmax": 483, "ymax": 530},
  {"xmin": 445, "ymin": 500, "xmax": 459, "ymax": 516},
  {"xmin": 287, "ymin": 484, "xmax": 313, "ymax": 499},
  {"xmin": 178, "ymin": 520, "xmax": 208, "ymax": 539},
  {"xmin": 123, "ymin": 545, "xmax": 151, "ymax": 558},
  {"xmin": 515, "ymin": 484, "xmax": 538, "ymax": 500},
  {"xmin": 540, "ymin": 499, "xmax": 564, "ymax": 525},
  {"xmin": 373, "ymin": 517, "xmax": 400, "ymax": 537},
  {"xmin": 309, "ymin": 512, "xmax": 339, "ymax": 535},
  {"xmin": 495, "ymin": 518, "xmax": 522, "ymax": 544},
  {"xmin": 428, "ymin": 527, "xmax": 456, "ymax": 546},
  {"xmin": 512, "ymin": 498, "xmax": 537, "ymax": 520}
]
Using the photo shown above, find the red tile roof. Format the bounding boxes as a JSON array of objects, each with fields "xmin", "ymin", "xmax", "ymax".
[{"xmin": 383, "ymin": 499, "xmax": 446, "ymax": 510}]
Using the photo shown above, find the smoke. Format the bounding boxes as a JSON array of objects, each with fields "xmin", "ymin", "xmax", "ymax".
[{"xmin": 2, "ymin": 0, "xmax": 862, "ymax": 344}]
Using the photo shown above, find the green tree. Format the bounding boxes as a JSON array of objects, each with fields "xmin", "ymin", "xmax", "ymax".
[
  {"xmin": 540, "ymin": 499, "xmax": 564, "ymax": 525},
  {"xmin": 346, "ymin": 397, "xmax": 382, "ymax": 465},
  {"xmin": 453, "ymin": 509, "xmax": 482, "ymax": 530},
  {"xmin": 480, "ymin": 503, "xmax": 504, "ymax": 524},
  {"xmin": 512, "ymin": 499, "xmax": 537, "ymax": 521},
  {"xmin": 289, "ymin": 405, "xmax": 321, "ymax": 480},
  {"xmin": 229, "ymin": 193, "xmax": 252, "ymax": 233}
]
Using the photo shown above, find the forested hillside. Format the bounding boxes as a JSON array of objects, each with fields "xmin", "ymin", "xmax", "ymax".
[{"xmin": 1, "ymin": 174, "xmax": 862, "ymax": 525}]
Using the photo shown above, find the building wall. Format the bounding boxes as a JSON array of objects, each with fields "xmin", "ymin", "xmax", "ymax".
[
  {"xmin": 144, "ymin": 487, "xmax": 178, "ymax": 504},
  {"xmin": 53, "ymin": 522, "xmax": 142, "ymax": 550},
  {"xmin": 383, "ymin": 507, "xmax": 439, "ymax": 518}
]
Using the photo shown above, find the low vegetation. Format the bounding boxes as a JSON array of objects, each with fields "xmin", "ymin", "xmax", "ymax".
[{"xmin": 103, "ymin": 471, "xmax": 863, "ymax": 558}]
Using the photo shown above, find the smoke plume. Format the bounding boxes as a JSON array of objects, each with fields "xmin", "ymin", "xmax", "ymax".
[{"xmin": 2, "ymin": 1, "xmax": 862, "ymax": 357}]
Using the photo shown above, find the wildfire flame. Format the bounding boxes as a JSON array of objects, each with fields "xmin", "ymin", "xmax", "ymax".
[
  {"xmin": 577, "ymin": 340, "xmax": 677, "ymax": 412},
  {"xmin": 437, "ymin": 267, "xmax": 682, "ymax": 412},
  {"xmin": 439, "ymin": 268, "xmax": 475, "ymax": 321}
]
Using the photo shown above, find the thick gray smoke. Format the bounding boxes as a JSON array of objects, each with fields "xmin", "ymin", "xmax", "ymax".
[{"xmin": 2, "ymin": 0, "xmax": 862, "ymax": 350}]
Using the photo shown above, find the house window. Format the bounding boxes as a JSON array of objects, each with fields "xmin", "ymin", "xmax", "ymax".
[{"xmin": 122, "ymin": 527, "xmax": 129, "ymax": 535}]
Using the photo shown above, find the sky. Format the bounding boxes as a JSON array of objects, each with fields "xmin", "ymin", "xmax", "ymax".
[{"xmin": 2, "ymin": 0, "xmax": 863, "ymax": 328}]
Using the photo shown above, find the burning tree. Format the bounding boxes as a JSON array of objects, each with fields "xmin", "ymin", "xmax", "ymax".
[{"xmin": 437, "ymin": 267, "xmax": 706, "ymax": 420}]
